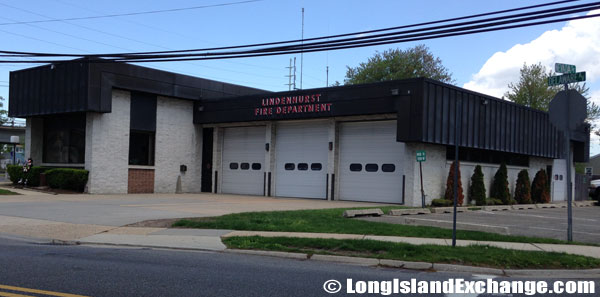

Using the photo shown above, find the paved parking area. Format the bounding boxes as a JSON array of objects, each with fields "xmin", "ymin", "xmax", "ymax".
[
  {"xmin": 363, "ymin": 207, "xmax": 600, "ymax": 244},
  {"xmin": 0, "ymin": 187, "xmax": 385, "ymax": 226}
]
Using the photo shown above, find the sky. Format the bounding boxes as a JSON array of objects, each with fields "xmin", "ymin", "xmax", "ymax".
[{"xmin": 0, "ymin": 0, "xmax": 599, "ymax": 153}]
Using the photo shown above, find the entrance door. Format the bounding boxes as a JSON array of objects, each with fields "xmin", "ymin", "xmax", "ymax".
[{"xmin": 201, "ymin": 127, "xmax": 213, "ymax": 192}]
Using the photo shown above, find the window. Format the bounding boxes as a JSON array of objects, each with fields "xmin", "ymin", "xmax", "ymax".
[
  {"xmin": 446, "ymin": 146, "xmax": 529, "ymax": 167},
  {"xmin": 251, "ymin": 163, "xmax": 261, "ymax": 170},
  {"xmin": 229, "ymin": 163, "xmax": 238, "ymax": 170},
  {"xmin": 382, "ymin": 164, "xmax": 396, "ymax": 172},
  {"xmin": 297, "ymin": 163, "xmax": 308, "ymax": 171},
  {"xmin": 129, "ymin": 92, "xmax": 157, "ymax": 166},
  {"xmin": 42, "ymin": 113, "xmax": 86, "ymax": 164},
  {"xmin": 365, "ymin": 164, "xmax": 378, "ymax": 172},
  {"xmin": 349, "ymin": 163, "xmax": 362, "ymax": 172},
  {"xmin": 240, "ymin": 163, "xmax": 250, "ymax": 170},
  {"xmin": 128, "ymin": 131, "xmax": 155, "ymax": 166},
  {"xmin": 285, "ymin": 163, "xmax": 295, "ymax": 170},
  {"xmin": 310, "ymin": 163, "xmax": 322, "ymax": 171}
]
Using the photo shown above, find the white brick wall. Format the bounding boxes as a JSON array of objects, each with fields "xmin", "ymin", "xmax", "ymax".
[
  {"xmin": 459, "ymin": 157, "xmax": 552, "ymax": 205},
  {"xmin": 154, "ymin": 96, "xmax": 201, "ymax": 193},
  {"xmin": 85, "ymin": 90, "xmax": 130, "ymax": 194},
  {"xmin": 404, "ymin": 143, "xmax": 554, "ymax": 206},
  {"xmin": 405, "ymin": 143, "xmax": 447, "ymax": 207}
]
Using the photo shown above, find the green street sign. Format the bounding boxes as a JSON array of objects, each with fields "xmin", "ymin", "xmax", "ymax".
[
  {"xmin": 548, "ymin": 72, "xmax": 586, "ymax": 86},
  {"xmin": 555, "ymin": 63, "xmax": 576, "ymax": 74},
  {"xmin": 416, "ymin": 150, "xmax": 426, "ymax": 162}
]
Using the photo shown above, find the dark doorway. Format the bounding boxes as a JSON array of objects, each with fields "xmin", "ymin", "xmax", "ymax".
[{"xmin": 201, "ymin": 128, "xmax": 214, "ymax": 192}]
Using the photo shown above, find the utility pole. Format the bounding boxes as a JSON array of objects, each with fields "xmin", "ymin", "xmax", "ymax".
[
  {"xmin": 326, "ymin": 66, "xmax": 329, "ymax": 87},
  {"xmin": 300, "ymin": 7, "xmax": 304, "ymax": 90}
]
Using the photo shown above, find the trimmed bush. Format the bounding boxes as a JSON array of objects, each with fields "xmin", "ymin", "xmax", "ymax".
[
  {"xmin": 490, "ymin": 162, "xmax": 511, "ymax": 205},
  {"xmin": 45, "ymin": 168, "xmax": 89, "ymax": 192},
  {"xmin": 486, "ymin": 198, "xmax": 504, "ymax": 205},
  {"xmin": 6, "ymin": 165, "xmax": 49, "ymax": 186},
  {"xmin": 444, "ymin": 161, "xmax": 464, "ymax": 206},
  {"xmin": 6, "ymin": 165, "xmax": 22, "ymax": 184},
  {"xmin": 469, "ymin": 165, "xmax": 486, "ymax": 206},
  {"xmin": 27, "ymin": 167, "xmax": 50, "ymax": 187},
  {"xmin": 532, "ymin": 169, "xmax": 550, "ymax": 204},
  {"xmin": 431, "ymin": 198, "xmax": 453, "ymax": 207},
  {"xmin": 514, "ymin": 169, "xmax": 532, "ymax": 204}
]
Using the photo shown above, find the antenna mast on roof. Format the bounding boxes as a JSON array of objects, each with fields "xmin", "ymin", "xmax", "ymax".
[{"xmin": 300, "ymin": 7, "xmax": 304, "ymax": 90}]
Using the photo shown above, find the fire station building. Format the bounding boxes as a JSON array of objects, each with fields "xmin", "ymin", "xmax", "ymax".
[{"xmin": 8, "ymin": 60, "xmax": 588, "ymax": 206}]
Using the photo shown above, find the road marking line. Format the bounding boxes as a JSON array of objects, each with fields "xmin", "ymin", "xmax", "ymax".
[
  {"xmin": 0, "ymin": 285, "xmax": 90, "ymax": 297},
  {"xmin": 0, "ymin": 291, "xmax": 35, "ymax": 297}
]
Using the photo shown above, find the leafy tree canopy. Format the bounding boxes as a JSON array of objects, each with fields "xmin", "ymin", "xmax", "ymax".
[
  {"xmin": 344, "ymin": 45, "xmax": 454, "ymax": 85},
  {"xmin": 504, "ymin": 62, "xmax": 600, "ymax": 123},
  {"xmin": 0, "ymin": 96, "xmax": 10, "ymax": 125}
]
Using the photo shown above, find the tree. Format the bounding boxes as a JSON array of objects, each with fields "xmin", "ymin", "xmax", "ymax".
[
  {"xmin": 504, "ymin": 63, "xmax": 600, "ymax": 124},
  {"xmin": 514, "ymin": 169, "xmax": 532, "ymax": 204},
  {"xmin": 531, "ymin": 169, "xmax": 550, "ymax": 204},
  {"xmin": 344, "ymin": 45, "xmax": 454, "ymax": 85},
  {"xmin": 469, "ymin": 165, "xmax": 486, "ymax": 206},
  {"xmin": 490, "ymin": 162, "xmax": 511, "ymax": 205},
  {"xmin": 0, "ymin": 96, "xmax": 10, "ymax": 125},
  {"xmin": 444, "ymin": 161, "xmax": 464, "ymax": 206}
]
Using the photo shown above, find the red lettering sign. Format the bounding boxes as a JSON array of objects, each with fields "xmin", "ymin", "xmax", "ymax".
[{"xmin": 255, "ymin": 93, "xmax": 330, "ymax": 118}]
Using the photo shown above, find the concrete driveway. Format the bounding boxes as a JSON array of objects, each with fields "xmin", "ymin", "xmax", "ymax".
[
  {"xmin": 0, "ymin": 187, "xmax": 385, "ymax": 227},
  {"xmin": 364, "ymin": 206, "xmax": 600, "ymax": 244}
]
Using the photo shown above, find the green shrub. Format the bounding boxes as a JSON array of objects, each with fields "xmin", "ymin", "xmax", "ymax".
[
  {"xmin": 28, "ymin": 167, "xmax": 50, "ymax": 187},
  {"xmin": 431, "ymin": 198, "xmax": 453, "ymax": 207},
  {"xmin": 486, "ymin": 198, "xmax": 504, "ymax": 205},
  {"xmin": 6, "ymin": 165, "xmax": 22, "ymax": 184},
  {"xmin": 45, "ymin": 168, "xmax": 89, "ymax": 192},
  {"xmin": 532, "ymin": 169, "xmax": 550, "ymax": 203},
  {"xmin": 514, "ymin": 169, "xmax": 532, "ymax": 204},
  {"xmin": 6, "ymin": 165, "xmax": 49, "ymax": 186},
  {"xmin": 490, "ymin": 162, "xmax": 511, "ymax": 205},
  {"xmin": 444, "ymin": 161, "xmax": 464, "ymax": 206},
  {"xmin": 469, "ymin": 165, "xmax": 486, "ymax": 206}
]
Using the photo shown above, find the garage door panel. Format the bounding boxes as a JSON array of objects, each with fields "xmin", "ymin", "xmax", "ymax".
[
  {"xmin": 221, "ymin": 126, "xmax": 265, "ymax": 195},
  {"xmin": 339, "ymin": 121, "xmax": 404, "ymax": 204},
  {"xmin": 275, "ymin": 122, "xmax": 328, "ymax": 199}
]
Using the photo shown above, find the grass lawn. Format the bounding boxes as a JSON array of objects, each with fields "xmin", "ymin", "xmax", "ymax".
[
  {"xmin": 0, "ymin": 188, "xmax": 20, "ymax": 195},
  {"xmin": 173, "ymin": 207, "xmax": 575, "ymax": 244},
  {"xmin": 224, "ymin": 236, "xmax": 600, "ymax": 269}
]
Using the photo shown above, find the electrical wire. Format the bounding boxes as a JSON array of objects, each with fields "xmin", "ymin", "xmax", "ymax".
[
  {"xmin": 0, "ymin": 0, "xmax": 588, "ymax": 58},
  {"xmin": 0, "ymin": 0, "xmax": 264, "ymax": 26},
  {"xmin": 0, "ymin": 1, "xmax": 598, "ymax": 63}
]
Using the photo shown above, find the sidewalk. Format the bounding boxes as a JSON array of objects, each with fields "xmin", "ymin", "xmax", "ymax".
[{"xmin": 75, "ymin": 229, "xmax": 600, "ymax": 259}]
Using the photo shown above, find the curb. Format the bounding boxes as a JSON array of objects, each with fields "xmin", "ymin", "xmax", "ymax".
[{"xmin": 222, "ymin": 248, "xmax": 600, "ymax": 278}]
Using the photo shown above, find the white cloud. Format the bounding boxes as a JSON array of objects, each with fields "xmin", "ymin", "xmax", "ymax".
[{"xmin": 463, "ymin": 10, "xmax": 600, "ymax": 98}]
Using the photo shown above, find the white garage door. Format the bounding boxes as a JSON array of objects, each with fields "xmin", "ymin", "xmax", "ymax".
[
  {"xmin": 275, "ymin": 122, "xmax": 329, "ymax": 199},
  {"xmin": 221, "ymin": 126, "xmax": 265, "ymax": 195},
  {"xmin": 339, "ymin": 121, "xmax": 405, "ymax": 203}
]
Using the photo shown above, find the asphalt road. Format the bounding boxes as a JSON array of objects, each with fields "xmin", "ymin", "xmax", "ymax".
[
  {"xmin": 0, "ymin": 236, "xmax": 597, "ymax": 297},
  {"xmin": 363, "ymin": 207, "xmax": 600, "ymax": 243}
]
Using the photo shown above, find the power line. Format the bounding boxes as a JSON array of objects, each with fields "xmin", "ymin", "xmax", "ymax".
[
  {"xmin": 0, "ymin": 2, "xmax": 283, "ymax": 85},
  {"xmin": 51, "ymin": 0, "xmax": 283, "ymax": 72},
  {"xmin": 0, "ymin": 1, "xmax": 598, "ymax": 63},
  {"xmin": 0, "ymin": 0, "xmax": 264, "ymax": 26}
]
